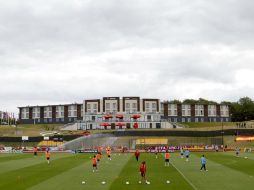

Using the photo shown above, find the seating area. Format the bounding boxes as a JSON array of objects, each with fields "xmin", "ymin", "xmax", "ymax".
[{"xmin": 38, "ymin": 140, "xmax": 64, "ymax": 147}]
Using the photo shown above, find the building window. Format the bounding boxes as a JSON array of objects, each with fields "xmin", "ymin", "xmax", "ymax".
[
  {"xmin": 44, "ymin": 107, "xmax": 52, "ymax": 118},
  {"xmin": 21, "ymin": 108, "xmax": 29, "ymax": 119},
  {"xmin": 56, "ymin": 106, "xmax": 64, "ymax": 118},
  {"xmin": 220, "ymin": 105, "xmax": 229, "ymax": 117},
  {"xmin": 32, "ymin": 107, "xmax": 40, "ymax": 119},
  {"xmin": 168, "ymin": 104, "xmax": 177, "ymax": 116},
  {"xmin": 68, "ymin": 105, "xmax": 77, "ymax": 117},
  {"xmin": 195, "ymin": 105, "xmax": 204, "ymax": 116},
  {"xmin": 208, "ymin": 105, "xmax": 216, "ymax": 117}
]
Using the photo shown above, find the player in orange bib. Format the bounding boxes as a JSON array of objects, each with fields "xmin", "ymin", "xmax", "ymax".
[
  {"xmin": 97, "ymin": 147, "xmax": 102, "ymax": 155},
  {"xmin": 96, "ymin": 153, "xmax": 101, "ymax": 165},
  {"xmin": 91, "ymin": 155, "xmax": 97, "ymax": 172},
  {"xmin": 45, "ymin": 151, "xmax": 50, "ymax": 164},
  {"xmin": 107, "ymin": 150, "xmax": 111, "ymax": 160},
  {"xmin": 106, "ymin": 146, "xmax": 111, "ymax": 152},
  {"xmin": 33, "ymin": 146, "xmax": 38, "ymax": 157},
  {"xmin": 165, "ymin": 151, "xmax": 170, "ymax": 167}
]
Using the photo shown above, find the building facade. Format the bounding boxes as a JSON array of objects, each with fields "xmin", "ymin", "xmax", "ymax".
[
  {"xmin": 83, "ymin": 97, "xmax": 162, "ymax": 130},
  {"xmin": 18, "ymin": 97, "xmax": 231, "ymax": 128},
  {"xmin": 18, "ymin": 103, "xmax": 83, "ymax": 124},
  {"xmin": 161, "ymin": 103, "xmax": 230, "ymax": 123}
]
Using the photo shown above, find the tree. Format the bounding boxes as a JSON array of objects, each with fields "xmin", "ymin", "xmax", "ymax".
[
  {"xmin": 230, "ymin": 97, "xmax": 254, "ymax": 121},
  {"xmin": 182, "ymin": 99, "xmax": 198, "ymax": 104},
  {"xmin": 168, "ymin": 99, "xmax": 181, "ymax": 104}
]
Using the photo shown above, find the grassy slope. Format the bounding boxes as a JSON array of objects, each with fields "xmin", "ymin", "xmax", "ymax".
[
  {"xmin": 0, "ymin": 124, "xmax": 62, "ymax": 137},
  {"xmin": 180, "ymin": 121, "xmax": 254, "ymax": 130},
  {"xmin": 179, "ymin": 122, "xmax": 236, "ymax": 128},
  {"xmin": 1, "ymin": 122, "xmax": 253, "ymax": 137}
]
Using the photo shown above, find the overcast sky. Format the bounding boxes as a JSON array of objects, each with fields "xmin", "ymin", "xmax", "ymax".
[{"xmin": 1, "ymin": 0, "xmax": 254, "ymax": 115}]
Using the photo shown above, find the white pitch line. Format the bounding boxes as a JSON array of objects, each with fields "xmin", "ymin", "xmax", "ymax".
[
  {"xmin": 159, "ymin": 153, "xmax": 198, "ymax": 190},
  {"xmin": 170, "ymin": 162, "xmax": 198, "ymax": 190}
]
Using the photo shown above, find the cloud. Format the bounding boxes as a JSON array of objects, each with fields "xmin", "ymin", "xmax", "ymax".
[{"xmin": 0, "ymin": 0, "xmax": 254, "ymax": 115}]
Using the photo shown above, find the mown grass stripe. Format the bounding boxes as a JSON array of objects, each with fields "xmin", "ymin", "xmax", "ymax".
[
  {"xmin": 171, "ymin": 153, "xmax": 254, "ymax": 190},
  {"xmin": 194, "ymin": 152, "xmax": 254, "ymax": 177},
  {"xmin": 0, "ymin": 154, "xmax": 89, "ymax": 190},
  {"xmin": 28, "ymin": 153, "xmax": 131, "ymax": 190},
  {"xmin": 0, "ymin": 154, "xmax": 32, "ymax": 162},
  {"xmin": 109, "ymin": 153, "xmax": 194, "ymax": 190},
  {"xmin": 0, "ymin": 153, "xmax": 72, "ymax": 175},
  {"xmin": 170, "ymin": 158, "xmax": 198, "ymax": 190}
]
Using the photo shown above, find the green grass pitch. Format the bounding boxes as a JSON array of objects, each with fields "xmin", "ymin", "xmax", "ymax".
[{"xmin": 0, "ymin": 152, "xmax": 254, "ymax": 190}]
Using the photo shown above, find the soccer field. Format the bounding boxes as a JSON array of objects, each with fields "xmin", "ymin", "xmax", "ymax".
[{"xmin": 0, "ymin": 152, "xmax": 254, "ymax": 190}]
